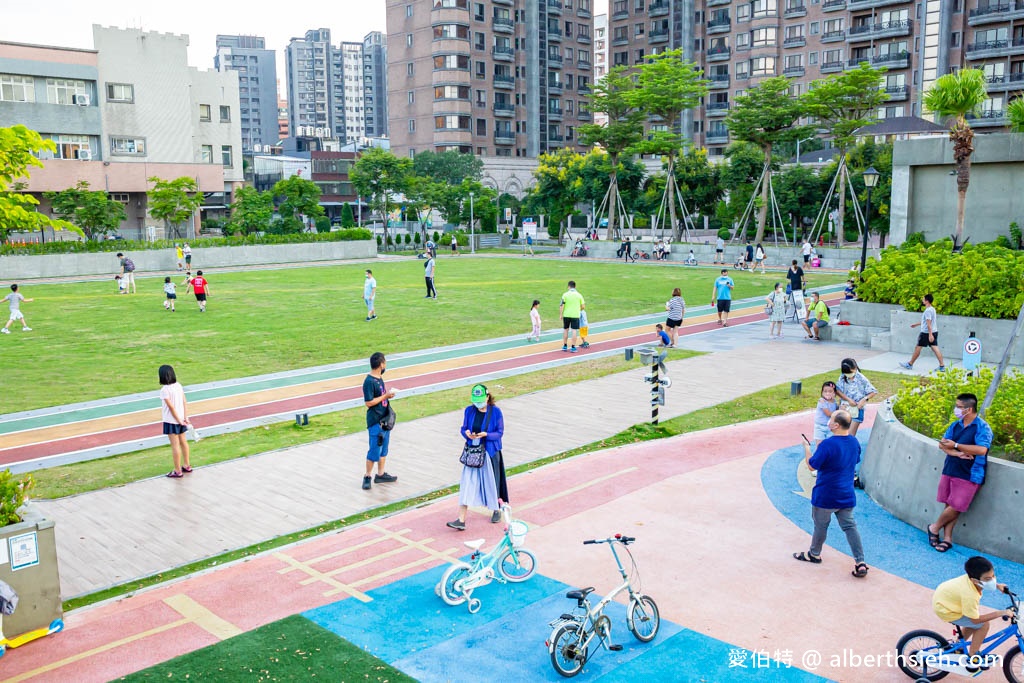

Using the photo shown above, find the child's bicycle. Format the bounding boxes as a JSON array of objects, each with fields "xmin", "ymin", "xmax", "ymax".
[
  {"xmin": 895, "ymin": 587, "xmax": 1022, "ymax": 682},
  {"xmin": 435, "ymin": 504, "xmax": 537, "ymax": 613},
  {"xmin": 546, "ymin": 534, "xmax": 660, "ymax": 677}
]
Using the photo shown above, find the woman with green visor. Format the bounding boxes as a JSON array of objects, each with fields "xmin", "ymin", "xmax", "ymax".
[{"xmin": 447, "ymin": 383, "xmax": 509, "ymax": 530}]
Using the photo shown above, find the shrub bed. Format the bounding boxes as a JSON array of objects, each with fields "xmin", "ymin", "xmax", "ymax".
[
  {"xmin": 1, "ymin": 228, "xmax": 372, "ymax": 256},
  {"xmin": 892, "ymin": 367, "xmax": 1024, "ymax": 462},
  {"xmin": 857, "ymin": 241, "xmax": 1024, "ymax": 320}
]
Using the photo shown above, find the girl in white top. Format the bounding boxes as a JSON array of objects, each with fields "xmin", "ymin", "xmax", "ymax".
[
  {"xmin": 528, "ymin": 299, "xmax": 542, "ymax": 342},
  {"xmin": 159, "ymin": 364, "xmax": 192, "ymax": 478}
]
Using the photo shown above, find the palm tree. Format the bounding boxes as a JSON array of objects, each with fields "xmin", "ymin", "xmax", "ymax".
[
  {"xmin": 1009, "ymin": 98, "xmax": 1024, "ymax": 133},
  {"xmin": 922, "ymin": 68, "xmax": 988, "ymax": 250}
]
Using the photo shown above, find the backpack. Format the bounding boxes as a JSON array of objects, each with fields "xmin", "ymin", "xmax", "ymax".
[
  {"xmin": 824, "ymin": 303, "xmax": 830, "ymax": 315},
  {"xmin": 123, "ymin": 258, "xmax": 136, "ymax": 272}
]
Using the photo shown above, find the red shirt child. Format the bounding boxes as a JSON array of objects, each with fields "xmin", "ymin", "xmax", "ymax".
[{"xmin": 185, "ymin": 270, "xmax": 210, "ymax": 311}]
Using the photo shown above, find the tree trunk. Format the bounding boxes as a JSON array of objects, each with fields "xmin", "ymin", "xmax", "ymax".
[
  {"xmin": 836, "ymin": 160, "xmax": 846, "ymax": 248},
  {"xmin": 754, "ymin": 145, "xmax": 771, "ymax": 244},
  {"xmin": 381, "ymin": 198, "xmax": 390, "ymax": 252},
  {"xmin": 666, "ymin": 155, "xmax": 679, "ymax": 241},
  {"xmin": 605, "ymin": 156, "xmax": 618, "ymax": 241},
  {"xmin": 955, "ymin": 188, "xmax": 967, "ymax": 245}
]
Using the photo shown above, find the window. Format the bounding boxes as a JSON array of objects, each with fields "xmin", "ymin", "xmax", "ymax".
[
  {"xmin": 433, "ymin": 24, "xmax": 470, "ymax": 40},
  {"xmin": 47, "ymin": 134, "xmax": 90, "ymax": 159},
  {"xmin": 737, "ymin": 3, "xmax": 750, "ymax": 21},
  {"xmin": 105, "ymin": 83, "xmax": 134, "ymax": 103},
  {"xmin": 406, "ymin": 4, "xmax": 413, "ymax": 16},
  {"xmin": 751, "ymin": 27, "xmax": 777, "ymax": 47},
  {"xmin": 810, "ymin": 22, "xmax": 819, "ymax": 35},
  {"xmin": 635, "ymin": 22, "xmax": 645, "ymax": 37},
  {"xmin": 201, "ymin": 145, "xmax": 214, "ymax": 163},
  {"xmin": 751, "ymin": 0, "xmax": 777, "ymax": 17},
  {"xmin": 407, "ymin": 63, "xmax": 415, "ymax": 76},
  {"xmin": 785, "ymin": 25, "xmax": 804, "ymax": 40},
  {"xmin": 824, "ymin": 48, "xmax": 843, "ymax": 65},
  {"xmin": 407, "ymin": 34, "xmax": 413, "ymax": 47},
  {"xmin": 220, "ymin": 105, "xmax": 231, "ymax": 122},
  {"xmin": 435, "ymin": 85, "xmax": 470, "ymax": 100},
  {"xmin": 809, "ymin": 51, "xmax": 818, "ymax": 64},
  {"xmin": 950, "ymin": 32, "xmax": 960, "ymax": 48},
  {"xmin": 46, "ymin": 78, "xmax": 87, "ymax": 105},
  {"xmin": 222, "ymin": 145, "xmax": 233, "ymax": 166},
  {"xmin": 110, "ymin": 136, "xmax": 146, "ymax": 155},
  {"xmin": 750, "ymin": 56, "xmax": 776, "ymax": 76},
  {"xmin": 735, "ymin": 60, "xmax": 749, "ymax": 78},
  {"xmin": 736, "ymin": 32, "xmax": 750, "ymax": 49},
  {"xmin": 476, "ymin": 118, "xmax": 487, "ymax": 135},
  {"xmin": 433, "ymin": 54, "xmax": 471, "ymax": 70},
  {"xmin": 199, "ymin": 104, "xmax": 212, "ymax": 121},
  {"xmin": 409, "ymin": 119, "xmax": 416, "ymax": 132},
  {"xmin": 0, "ymin": 74, "xmax": 34, "ymax": 102},
  {"xmin": 434, "ymin": 114, "xmax": 471, "ymax": 130},
  {"xmin": 785, "ymin": 54, "xmax": 803, "ymax": 68},
  {"xmin": 408, "ymin": 91, "xmax": 415, "ymax": 104}
]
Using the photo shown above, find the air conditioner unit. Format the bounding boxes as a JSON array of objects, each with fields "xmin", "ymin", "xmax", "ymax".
[
  {"xmin": 75, "ymin": 150, "xmax": 92, "ymax": 161},
  {"xmin": 73, "ymin": 94, "xmax": 90, "ymax": 106}
]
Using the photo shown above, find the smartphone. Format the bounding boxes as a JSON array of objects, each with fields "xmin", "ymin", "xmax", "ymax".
[{"xmin": 801, "ymin": 433, "xmax": 811, "ymax": 445}]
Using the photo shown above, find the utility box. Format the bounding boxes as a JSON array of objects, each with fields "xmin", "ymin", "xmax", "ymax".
[{"xmin": 0, "ymin": 508, "xmax": 61, "ymax": 637}]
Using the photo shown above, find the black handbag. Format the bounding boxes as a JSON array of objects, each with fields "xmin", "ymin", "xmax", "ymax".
[
  {"xmin": 459, "ymin": 406, "xmax": 490, "ymax": 468},
  {"xmin": 379, "ymin": 403, "xmax": 396, "ymax": 431}
]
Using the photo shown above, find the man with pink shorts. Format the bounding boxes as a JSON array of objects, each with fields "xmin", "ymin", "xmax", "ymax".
[{"xmin": 926, "ymin": 393, "xmax": 992, "ymax": 553}]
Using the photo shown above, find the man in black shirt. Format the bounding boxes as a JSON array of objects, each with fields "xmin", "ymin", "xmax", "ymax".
[
  {"xmin": 786, "ymin": 260, "xmax": 805, "ymax": 295},
  {"xmin": 362, "ymin": 352, "xmax": 398, "ymax": 490}
]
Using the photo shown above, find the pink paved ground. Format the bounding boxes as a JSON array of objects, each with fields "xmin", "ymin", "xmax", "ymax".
[{"xmin": 3, "ymin": 409, "xmax": 964, "ymax": 682}]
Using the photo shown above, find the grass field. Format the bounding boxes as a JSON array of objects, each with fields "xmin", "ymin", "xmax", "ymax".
[{"xmin": 0, "ymin": 258, "xmax": 844, "ymax": 412}]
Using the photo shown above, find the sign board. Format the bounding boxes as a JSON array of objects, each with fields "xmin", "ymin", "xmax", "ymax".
[
  {"xmin": 792, "ymin": 290, "xmax": 807, "ymax": 321},
  {"xmin": 963, "ymin": 336, "xmax": 982, "ymax": 371},
  {"xmin": 522, "ymin": 218, "xmax": 538, "ymax": 237},
  {"xmin": 9, "ymin": 531, "xmax": 39, "ymax": 572},
  {"xmin": 505, "ymin": 207, "xmax": 512, "ymax": 222}
]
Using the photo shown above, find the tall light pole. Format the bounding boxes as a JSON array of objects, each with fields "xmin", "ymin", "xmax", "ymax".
[
  {"xmin": 795, "ymin": 136, "xmax": 816, "ymax": 165},
  {"xmin": 469, "ymin": 191, "xmax": 475, "ymax": 254},
  {"xmin": 860, "ymin": 166, "xmax": 879, "ymax": 279}
]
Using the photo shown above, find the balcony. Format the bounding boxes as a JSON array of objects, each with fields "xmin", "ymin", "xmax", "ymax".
[
  {"xmin": 847, "ymin": 19, "xmax": 913, "ymax": 41},
  {"xmin": 969, "ymin": 1, "xmax": 1024, "ymax": 25},
  {"xmin": 492, "ymin": 46, "xmax": 514, "ymax": 61},
  {"xmin": 577, "ymin": 60, "xmax": 591, "ymax": 70},
  {"xmin": 493, "ymin": 74, "xmax": 515, "ymax": 88},
  {"xmin": 612, "ymin": 34, "xmax": 630, "ymax": 46},
  {"xmin": 986, "ymin": 71, "xmax": 1024, "ymax": 92},
  {"xmin": 651, "ymin": 28, "xmax": 670, "ymax": 43},
  {"xmin": 783, "ymin": 65, "xmax": 806, "ymax": 77},
  {"xmin": 650, "ymin": 0, "xmax": 670, "ymax": 16},
  {"xmin": 548, "ymin": 79, "xmax": 564, "ymax": 94},
  {"xmin": 612, "ymin": 8, "xmax": 629, "ymax": 19},
  {"xmin": 493, "ymin": 103, "xmax": 515, "ymax": 117},
  {"xmin": 823, "ymin": 0, "xmax": 846, "ymax": 9},
  {"xmin": 709, "ymin": 75, "xmax": 730, "ymax": 89},
  {"xmin": 493, "ymin": 0, "xmax": 513, "ymax": 4},
  {"xmin": 707, "ymin": 46, "xmax": 731, "ymax": 61},
  {"xmin": 548, "ymin": 106, "xmax": 564, "ymax": 120},
  {"xmin": 967, "ymin": 110, "xmax": 1007, "ymax": 127},
  {"xmin": 872, "ymin": 50, "xmax": 911, "ymax": 68},
  {"xmin": 577, "ymin": 32, "xmax": 592, "ymax": 44},
  {"xmin": 822, "ymin": 30, "xmax": 846, "ymax": 42},
  {"xmin": 848, "ymin": 0, "xmax": 911, "ymax": 7},
  {"xmin": 884, "ymin": 84, "xmax": 908, "ymax": 100},
  {"xmin": 577, "ymin": 6, "xmax": 593, "ymax": 19},
  {"xmin": 706, "ymin": 129, "xmax": 730, "ymax": 144},
  {"xmin": 707, "ymin": 18, "xmax": 732, "ymax": 34},
  {"xmin": 493, "ymin": 17, "xmax": 514, "ymax": 33},
  {"xmin": 548, "ymin": 53, "xmax": 564, "ymax": 68},
  {"xmin": 548, "ymin": 133, "xmax": 565, "ymax": 142},
  {"xmin": 494, "ymin": 131, "xmax": 516, "ymax": 144},
  {"xmin": 578, "ymin": 110, "xmax": 592, "ymax": 121},
  {"xmin": 577, "ymin": 83, "xmax": 591, "ymax": 93},
  {"xmin": 784, "ymin": 3, "xmax": 807, "ymax": 16},
  {"xmin": 548, "ymin": 0, "xmax": 563, "ymax": 14},
  {"xmin": 706, "ymin": 102, "xmax": 730, "ymax": 116},
  {"xmin": 967, "ymin": 37, "xmax": 1024, "ymax": 59},
  {"xmin": 821, "ymin": 60, "xmax": 845, "ymax": 73},
  {"xmin": 548, "ymin": 28, "xmax": 563, "ymax": 42},
  {"xmin": 784, "ymin": 36, "xmax": 806, "ymax": 48}
]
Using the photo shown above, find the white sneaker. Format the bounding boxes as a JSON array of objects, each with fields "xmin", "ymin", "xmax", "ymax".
[
  {"xmin": 1, "ymin": 328, "xmax": 9, "ymax": 334},
  {"xmin": 22, "ymin": 327, "xmax": 31, "ymax": 332}
]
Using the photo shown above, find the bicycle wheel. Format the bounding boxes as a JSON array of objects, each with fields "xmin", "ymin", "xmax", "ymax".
[
  {"xmin": 438, "ymin": 561, "xmax": 473, "ymax": 606},
  {"xmin": 498, "ymin": 548, "xmax": 537, "ymax": 583},
  {"xmin": 894, "ymin": 629, "xmax": 950, "ymax": 681},
  {"xmin": 550, "ymin": 622, "xmax": 587, "ymax": 678},
  {"xmin": 1004, "ymin": 645, "xmax": 1023, "ymax": 683},
  {"xmin": 627, "ymin": 595, "xmax": 660, "ymax": 643}
]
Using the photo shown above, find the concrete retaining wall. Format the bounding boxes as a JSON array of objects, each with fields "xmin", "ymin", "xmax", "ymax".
[
  {"xmin": 888, "ymin": 310, "xmax": 1024, "ymax": 363},
  {"xmin": 0, "ymin": 508, "xmax": 61, "ymax": 635},
  {"xmin": 0, "ymin": 240, "xmax": 378, "ymax": 279},
  {"xmin": 862, "ymin": 401, "xmax": 1024, "ymax": 565},
  {"xmin": 839, "ymin": 301, "xmax": 904, "ymax": 328},
  {"xmin": 559, "ymin": 241, "xmax": 866, "ymax": 271}
]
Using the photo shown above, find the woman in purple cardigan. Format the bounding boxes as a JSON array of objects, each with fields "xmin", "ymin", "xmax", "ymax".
[{"xmin": 447, "ymin": 384, "xmax": 509, "ymax": 531}]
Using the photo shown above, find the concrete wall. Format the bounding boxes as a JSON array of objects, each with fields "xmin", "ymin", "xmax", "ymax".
[
  {"xmin": 839, "ymin": 301, "xmax": 904, "ymax": 328},
  {"xmin": 862, "ymin": 401, "xmax": 1024, "ymax": 565},
  {"xmin": 0, "ymin": 240, "xmax": 377, "ymax": 279},
  {"xmin": 890, "ymin": 134, "xmax": 1024, "ymax": 245},
  {"xmin": 0, "ymin": 509, "xmax": 61, "ymax": 635},
  {"xmin": 888, "ymin": 309, "xmax": 1024, "ymax": 363},
  {"xmin": 560, "ymin": 240, "xmax": 867, "ymax": 271}
]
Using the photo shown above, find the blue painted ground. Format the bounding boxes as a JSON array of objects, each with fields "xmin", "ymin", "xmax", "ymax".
[
  {"xmin": 303, "ymin": 563, "xmax": 826, "ymax": 682},
  {"xmin": 761, "ymin": 429, "xmax": 1024, "ymax": 608}
]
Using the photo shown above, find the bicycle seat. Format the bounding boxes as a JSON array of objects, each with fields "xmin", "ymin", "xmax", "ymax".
[
  {"xmin": 463, "ymin": 539, "xmax": 486, "ymax": 551},
  {"xmin": 566, "ymin": 587, "xmax": 595, "ymax": 600}
]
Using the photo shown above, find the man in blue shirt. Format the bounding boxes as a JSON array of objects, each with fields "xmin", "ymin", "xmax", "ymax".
[
  {"xmin": 711, "ymin": 269, "xmax": 735, "ymax": 326},
  {"xmin": 793, "ymin": 410, "xmax": 868, "ymax": 578},
  {"xmin": 363, "ymin": 269, "xmax": 377, "ymax": 321},
  {"xmin": 927, "ymin": 393, "xmax": 993, "ymax": 553}
]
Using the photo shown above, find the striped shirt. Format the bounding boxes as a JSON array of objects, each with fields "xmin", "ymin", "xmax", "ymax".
[{"xmin": 666, "ymin": 296, "xmax": 685, "ymax": 321}]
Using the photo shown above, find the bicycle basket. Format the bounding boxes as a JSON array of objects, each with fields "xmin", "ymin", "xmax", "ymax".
[{"xmin": 509, "ymin": 520, "xmax": 529, "ymax": 547}]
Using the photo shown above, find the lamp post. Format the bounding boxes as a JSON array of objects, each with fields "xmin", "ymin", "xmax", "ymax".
[
  {"xmin": 795, "ymin": 136, "xmax": 816, "ymax": 165},
  {"xmin": 469, "ymin": 191, "xmax": 475, "ymax": 254},
  {"xmin": 860, "ymin": 166, "xmax": 879, "ymax": 279}
]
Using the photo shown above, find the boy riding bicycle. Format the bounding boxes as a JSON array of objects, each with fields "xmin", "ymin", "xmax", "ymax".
[{"xmin": 933, "ymin": 555, "xmax": 1013, "ymax": 669}]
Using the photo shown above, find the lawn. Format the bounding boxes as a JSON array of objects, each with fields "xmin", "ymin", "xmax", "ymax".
[{"xmin": 1, "ymin": 258, "xmax": 843, "ymax": 412}]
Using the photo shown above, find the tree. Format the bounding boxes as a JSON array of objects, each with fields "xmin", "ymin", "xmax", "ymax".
[
  {"xmin": 525, "ymin": 149, "xmax": 585, "ymax": 243},
  {"xmin": 147, "ymin": 176, "xmax": 202, "ymax": 240},
  {"xmin": 272, "ymin": 175, "xmax": 323, "ymax": 233},
  {"xmin": 340, "ymin": 202, "xmax": 356, "ymax": 228},
  {"xmin": 632, "ymin": 49, "xmax": 709, "ymax": 239},
  {"xmin": 773, "ymin": 165, "xmax": 827, "ymax": 239},
  {"xmin": 846, "ymin": 140, "xmax": 894, "ymax": 247},
  {"xmin": 227, "ymin": 186, "xmax": 273, "ymax": 235},
  {"xmin": 578, "ymin": 66, "xmax": 646, "ymax": 239},
  {"xmin": 673, "ymin": 148, "xmax": 724, "ymax": 223},
  {"xmin": 0, "ymin": 125, "xmax": 80, "ymax": 241},
  {"xmin": 922, "ymin": 68, "xmax": 989, "ymax": 249},
  {"xmin": 452, "ymin": 180, "xmax": 497, "ymax": 232},
  {"xmin": 350, "ymin": 148, "xmax": 412, "ymax": 252},
  {"xmin": 717, "ymin": 142, "xmax": 766, "ymax": 229},
  {"xmin": 411, "ymin": 150, "xmax": 483, "ymax": 186},
  {"xmin": 801, "ymin": 63, "xmax": 887, "ymax": 247},
  {"xmin": 1010, "ymin": 98, "xmax": 1024, "ymax": 133},
  {"xmin": 725, "ymin": 76, "xmax": 810, "ymax": 243},
  {"xmin": 44, "ymin": 180, "xmax": 126, "ymax": 240}
]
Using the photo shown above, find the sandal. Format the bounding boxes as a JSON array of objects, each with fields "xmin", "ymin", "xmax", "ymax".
[
  {"xmin": 927, "ymin": 526, "xmax": 940, "ymax": 548},
  {"xmin": 934, "ymin": 541, "xmax": 953, "ymax": 553},
  {"xmin": 852, "ymin": 563, "xmax": 869, "ymax": 578},
  {"xmin": 166, "ymin": 471, "xmax": 184, "ymax": 478},
  {"xmin": 182, "ymin": 466, "xmax": 193, "ymax": 473},
  {"xmin": 793, "ymin": 552, "xmax": 822, "ymax": 564}
]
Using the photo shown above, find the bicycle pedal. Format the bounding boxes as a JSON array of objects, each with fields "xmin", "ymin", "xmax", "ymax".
[{"xmin": 608, "ymin": 644, "xmax": 623, "ymax": 652}]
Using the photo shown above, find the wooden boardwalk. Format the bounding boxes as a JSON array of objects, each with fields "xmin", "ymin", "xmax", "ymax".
[{"xmin": 39, "ymin": 339, "xmax": 876, "ymax": 598}]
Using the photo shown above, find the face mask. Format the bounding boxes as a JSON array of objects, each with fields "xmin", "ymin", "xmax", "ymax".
[
  {"xmin": 379, "ymin": 367, "xmax": 386, "ymax": 375},
  {"xmin": 954, "ymin": 407, "xmax": 965, "ymax": 419},
  {"xmin": 844, "ymin": 373, "xmax": 855, "ymax": 380},
  {"xmin": 980, "ymin": 577, "xmax": 998, "ymax": 593},
  {"xmin": 473, "ymin": 401, "xmax": 487, "ymax": 410}
]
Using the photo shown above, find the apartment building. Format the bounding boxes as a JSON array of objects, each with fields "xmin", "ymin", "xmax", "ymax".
[
  {"xmin": 607, "ymin": 0, "xmax": 1022, "ymax": 156},
  {"xmin": 594, "ymin": 13, "xmax": 609, "ymax": 125},
  {"xmin": 334, "ymin": 41, "xmax": 367, "ymax": 143},
  {"xmin": 0, "ymin": 27, "xmax": 242, "ymax": 237},
  {"xmin": 285, "ymin": 29, "xmax": 334, "ymax": 137},
  {"xmin": 214, "ymin": 35, "xmax": 280, "ymax": 152},
  {"xmin": 385, "ymin": 0, "xmax": 597, "ymax": 158},
  {"xmin": 363, "ymin": 31, "xmax": 389, "ymax": 138}
]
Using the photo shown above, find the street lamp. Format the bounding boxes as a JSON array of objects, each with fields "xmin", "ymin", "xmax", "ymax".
[
  {"xmin": 469, "ymin": 191, "xmax": 475, "ymax": 254},
  {"xmin": 795, "ymin": 136, "xmax": 816, "ymax": 165},
  {"xmin": 860, "ymin": 166, "xmax": 880, "ymax": 279}
]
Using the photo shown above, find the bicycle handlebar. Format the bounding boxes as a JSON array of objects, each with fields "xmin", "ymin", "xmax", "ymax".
[{"xmin": 582, "ymin": 535, "xmax": 636, "ymax": 546}]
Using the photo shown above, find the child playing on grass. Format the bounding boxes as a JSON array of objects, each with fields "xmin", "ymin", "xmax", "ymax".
[
  {"xmin": 655, "ymin": 323, "xmax": 671, "ymax": 347},
  {"xmin": 115, "ymin": 275, "xmax": 128, "ymax": 294},
  {"xmin": 185, "ymin": 270, "xmax": 210, "ymax": 312},
  {"xmin": 163, "ymin": 276, "xmax": 177, "ymax": 312},
  {"xmin": 814, "ymin": 381, "xmax": 837, "ymax": 446},
  {"xmin": 933, "ymin": 556, "xmax": 1012, "ymax": 671},
  {"xmin": 527, "ymin": 300, "xmax": 541, "ymax": 342},
  {"xmin": 579, "ymin": 309, "xmax": 591, "ymax": 348},
  {"xmin": 2, "ymin": 284, "xmax": 32, "ymax": 334}
]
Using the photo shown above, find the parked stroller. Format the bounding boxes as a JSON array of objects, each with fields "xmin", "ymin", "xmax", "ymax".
[{"xmin": 570, "ymin": 240, "xmax": 589, "ymax": 257}]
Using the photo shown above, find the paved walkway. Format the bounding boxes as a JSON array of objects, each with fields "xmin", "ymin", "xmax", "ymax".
[{"xmin": 40, "ymin": 323, "xmax": 875, "ymax": 598}]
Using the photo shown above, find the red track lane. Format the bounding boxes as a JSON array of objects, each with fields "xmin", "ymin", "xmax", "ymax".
[{"xmin": 2, "ymin": 301, "xmax": 823, "ymax": 467}]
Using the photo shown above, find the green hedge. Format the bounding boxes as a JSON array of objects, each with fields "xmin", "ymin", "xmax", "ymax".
[
  {"xmin": 893, "ymin": 367, "xmax": 1024, "ymax": 462},
  {"xmin": 857, "ymin": 241, "xmax": 1024, "ymax": 320},
  {"xmin": 1, "ymin": 229, "xmax": 373, "ymax": 256}
]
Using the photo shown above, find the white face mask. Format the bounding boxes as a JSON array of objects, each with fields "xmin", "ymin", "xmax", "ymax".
[
  {"xmin": 473, "ymin": 401, "xmax": 487, "ymax": 411},
  {"xmin": 980, "ymin": 577, "xmax": 998, "ymax": 593}
]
